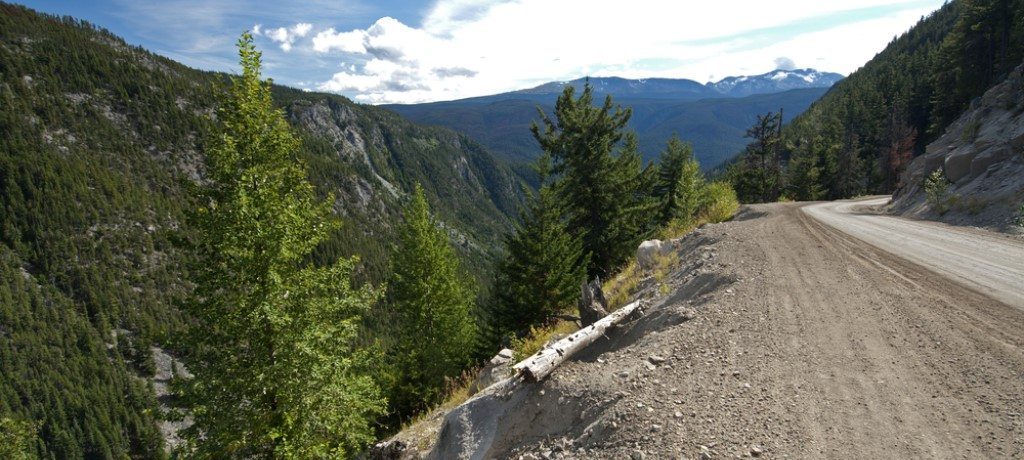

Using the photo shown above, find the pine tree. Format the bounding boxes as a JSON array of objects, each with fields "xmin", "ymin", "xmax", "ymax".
[
  {"xmin": 531, "ymin": 83, "xmax": 650, "ymax": 278},
  {"xmin": 488, "ymin": 155, "xmax": 586, "ymax": 342},
  {"xmin": 731, "ymin": 111, "xmax": 783, "ymax": 203},
  {"xmin": 653, "ymin": 136, "xmax": 704, "ymax": 224},
  {"xmin": 385, "ymin": 185, "xmax": 476, "ymax": 419},
  {"xmin": 183, "ymin": 33, "xmax": 383, "ymax": 458}
]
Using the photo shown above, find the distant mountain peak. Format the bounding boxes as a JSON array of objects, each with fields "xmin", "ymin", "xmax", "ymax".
[
  {"xmin": 708, "ymin": 68, "xmax": 843, "ymax": 97},
  {"xmin": 510, "ymin": 69, "xmax": 842, "ymax": 100}
]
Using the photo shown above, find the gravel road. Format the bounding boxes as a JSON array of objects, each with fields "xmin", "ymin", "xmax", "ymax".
[
  {"xmin": 803, "ymin": 197, "xmax": 1024, "ymax": 309},
  {"xmin": 471, "ymin": 201, "xmax": 1024, "ymax": 459}
]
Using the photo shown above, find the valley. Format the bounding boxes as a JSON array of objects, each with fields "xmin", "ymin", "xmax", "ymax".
[{"xmin": 2, "ymin": 0, "xmax": 1024, "ymax": 458}]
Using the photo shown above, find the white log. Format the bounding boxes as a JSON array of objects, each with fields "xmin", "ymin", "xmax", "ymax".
[{"xmin": 512, "ymin": 300, "xmax": 643, "ymax": 382}]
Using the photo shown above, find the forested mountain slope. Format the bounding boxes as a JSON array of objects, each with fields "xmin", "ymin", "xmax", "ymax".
[
  {"xmin": 0, "ymin": 3, "xmax": 521, "ymax": 457},
  {"xmin": 388, "ymin": 87, "xmax": 829, "ymax": 169},
  {"xmin": 777, "ymin": 0, "xmax": 1024, "ymax": 199}
]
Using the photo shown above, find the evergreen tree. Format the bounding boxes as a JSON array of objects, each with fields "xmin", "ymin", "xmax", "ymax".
[
  {"xmin": 183, "ymin": 33, "xmax": 383, "ymax": 458},
  {"xmin": 653, "ymin": 136, "xmax": 704, "ymax": 224},
  {"xmin": 731, "ymin": 111, "xmax": 783, "ymax": 203},
  {"xmin": 784, "ymin": 138, "xmax": 825, "ymax": 201},
  {"xmin": 385, "ymin": 185, "xmax": 476, "ymax": 419},
  {"xmin": 531, "ymin": 83, "xmax": 650, "ymax": 278},
  {"xmin": 488, "ymin": 155, "xmax": 586, "ymax": 342}
]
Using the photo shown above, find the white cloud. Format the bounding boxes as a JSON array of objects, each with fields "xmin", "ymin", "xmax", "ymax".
[
  {"xmin": 261, "ymin": 22, "xmax": 313, "ymax": 52},
  {"xmin": 774, "ymin": 57, "xmax": 797, "ymax": 71},
  {"xmin": 308, "ymin": 0, "xmax": 945, "ymax": 103}
]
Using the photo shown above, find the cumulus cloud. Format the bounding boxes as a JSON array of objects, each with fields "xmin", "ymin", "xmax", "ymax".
[
  {"xmin": 258, "ymin": 22, "xmax": 312, "ymax": 52},
  {"xmin": 774, "ymin": 57, "xmax": 797, "ymax": 71},
  {"xmin": 307, "ymin": 0, "xmax": 944, "ymax": 103}
]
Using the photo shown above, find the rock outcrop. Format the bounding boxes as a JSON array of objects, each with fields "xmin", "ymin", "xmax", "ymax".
[{"xmin": 893, "ymin": 62, "xmax": 1024, "ymax": 232}]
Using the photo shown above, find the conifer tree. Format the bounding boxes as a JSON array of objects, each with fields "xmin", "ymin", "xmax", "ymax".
[
  {"xmin": 488, "ymin": 155, "xmax": 586, "ymax": 342},
  {"xmin": 385, "ymin": 185, "xmax": 476, "ymax": 418},
  {"xmin": 653, "ymin": 136, "xmax": 704, "ymax": 224},
  {"xmin": 531, "ymin": 83, "xmax": 650, "ymax": 278},
  {"xmin": 184, "ymin": 33, "xmax": 382, "ymax": 458}
]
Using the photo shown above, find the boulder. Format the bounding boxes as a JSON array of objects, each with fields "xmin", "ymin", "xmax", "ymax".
[
  {"xmin": 637, "ymin": 240, "xmax": 663, "ymax": 269},
  {"xmin": 469, "ymin": 349, "xmax": 515, "ymax": 395},
  {"xmin": 944, "ymin": 146, "xmax": 977, "ymax": 183}
]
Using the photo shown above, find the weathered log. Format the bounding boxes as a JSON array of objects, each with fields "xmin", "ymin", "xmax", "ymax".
[
  {"xmin": 578, "ymin": 277, "xmax": 609, "ymax": 327},
  {"xmin": 513, "ymin": 300, "xmax": 642, "ymax": 382}
]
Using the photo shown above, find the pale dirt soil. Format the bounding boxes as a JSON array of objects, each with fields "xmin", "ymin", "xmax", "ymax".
[{"xmin": 484, "ymin": 202, "xmax": 1024, "ymax": 459}]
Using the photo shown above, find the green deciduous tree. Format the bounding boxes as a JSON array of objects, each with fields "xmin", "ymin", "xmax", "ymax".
[
  {"xmin": 384, "ymin": 185, "xmax": 476, "ymax": 419},
  {"xmin": 653, "ymin": 136, "xmax": 704, "ymax": 224},
  {"xmin": 532, "ymin": 83, "xmax": 651, "ymax": 278},
  {"xmin": 183, "ymin": 33, "xmax": 382, "ymax": 458},
  {"xmin": 487, "ymin": 155, "xmax": 586, "ymax": 342}
]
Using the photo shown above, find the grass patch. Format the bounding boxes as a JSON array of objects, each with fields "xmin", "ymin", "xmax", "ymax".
[{"xmin": 510, "ymin": 320, "xmax": 580, "ymax": 362}]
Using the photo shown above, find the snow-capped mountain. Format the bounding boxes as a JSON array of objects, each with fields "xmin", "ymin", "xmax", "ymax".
[
  {"xmin": 707, "ymin": 69, "xmax": 844, "ymax": 98},
  {"xmin": 500, "ymin": 69, "xmax": 843, "ymax": 101}
]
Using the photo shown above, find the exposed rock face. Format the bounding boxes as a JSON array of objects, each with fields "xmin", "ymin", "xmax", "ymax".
[{"xmin": 893, "ymin": 62, "xmax": 1024, "ymax": 232}]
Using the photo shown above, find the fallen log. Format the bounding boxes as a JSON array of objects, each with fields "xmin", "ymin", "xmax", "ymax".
[{"xmin": 513, "ymin": 300, "xmax": 643, "ymax": 382}]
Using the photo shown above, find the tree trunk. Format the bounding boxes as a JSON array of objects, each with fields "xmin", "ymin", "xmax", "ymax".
[{"xmin": 513, "ymin": 300, "xmax": 642, "ymax": 382}]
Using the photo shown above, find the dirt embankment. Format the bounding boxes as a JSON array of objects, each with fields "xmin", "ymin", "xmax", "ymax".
[{"xmin": 419, "ymin": 202, "xmax": 1024, "ymax": 459}]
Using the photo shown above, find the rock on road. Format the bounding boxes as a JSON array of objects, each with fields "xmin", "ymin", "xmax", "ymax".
[{"xmin": 472, "ymin": 199, "xmax": 1024, "ymax": 459}]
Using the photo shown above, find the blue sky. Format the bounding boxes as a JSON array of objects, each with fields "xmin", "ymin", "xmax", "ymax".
[{"xmin": 18, "ymin": 0, "xmax": 947, "ymax": 104}]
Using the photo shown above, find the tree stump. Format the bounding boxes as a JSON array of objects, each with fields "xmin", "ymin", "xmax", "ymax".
[{"xmin": 578, "ymin": 277, "xmax": 609, "ymax": 327}]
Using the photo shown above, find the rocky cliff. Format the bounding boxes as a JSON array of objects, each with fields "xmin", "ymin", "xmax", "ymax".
[{"xmin": 893, "ymin": 62, "xmax": 1024, "ymax": 233}]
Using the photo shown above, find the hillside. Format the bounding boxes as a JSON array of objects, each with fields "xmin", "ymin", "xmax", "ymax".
[
  {"xmin": 778, "ymin": 0, "xmax": 1024, "ymax": 199},
  {"xmin": 0, "ymin": 3, "xmax": 522, "ymax": 457},
  {"xmin": 387, "ymin": 87, "xmax": 830, "ymax": 169},
  {"xmin": 892, "ymin": 61, "xmax": 1024, "ymax": 232}
]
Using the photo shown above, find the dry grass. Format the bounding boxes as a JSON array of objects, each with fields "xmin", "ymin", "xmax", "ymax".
[
  {"xmin": 511, "ymin": 320, "xmax": 580, "ymax": 362},
  {"xmin": 604, "ymin": 185, "xmax": 739, "ymax": 310}
]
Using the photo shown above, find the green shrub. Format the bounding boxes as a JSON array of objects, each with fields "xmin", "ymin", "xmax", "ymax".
[
  {"xmin": 700, "ymin": 181, "xmax": 740, "ymax": 224},
  {"xmin": 924, "ymin": 169, "xmax": 953, "ymax": 214}
]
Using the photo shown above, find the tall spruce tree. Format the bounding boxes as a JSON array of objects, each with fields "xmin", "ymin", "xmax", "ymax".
[
  {"xmin": 730, "ymin": 111, "xmax": 783, "ymax": 203},
  {"xmin": 184, "ymin": 33, "xmax": 383, "ymax": 458},
  {"xmin": 488, "ymin": 155, "xmax": 586, "ymax": 342},
  {"xmin": 385, "ymin": 185, "xmax": 476, "ymax": 419},
  {"xmin": 653, "ymin": 136, "xmax": 704, "ymax": 224},
  {"xmin": 531, "ymin": 83, "xmax": 650, "ymax": 278}
]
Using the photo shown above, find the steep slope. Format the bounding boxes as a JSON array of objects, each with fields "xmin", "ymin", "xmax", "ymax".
[
  {"xmin": 892, "ymin": 61, "xmax": 1024, "ymax": 231},
  {"xmin": 781, "ymin": 0, "xmax": 1024, "ymax": 198},
  {"xmin": 0, "ymin": 3, "xmax": 521, "ymax": 457},
  {"xmin": 388, "ymin": 88, "xmax": 829, "ymax": 168}
]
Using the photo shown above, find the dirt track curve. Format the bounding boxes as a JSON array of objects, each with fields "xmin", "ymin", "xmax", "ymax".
[{"xmin": 480, "ymin": 200, "xmax": 1024, "ymax": 459}]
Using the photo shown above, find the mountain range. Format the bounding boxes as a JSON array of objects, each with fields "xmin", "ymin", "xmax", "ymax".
[{"xmin": 386, "ymin": 69, "xmax": 843, "ymax": 168}]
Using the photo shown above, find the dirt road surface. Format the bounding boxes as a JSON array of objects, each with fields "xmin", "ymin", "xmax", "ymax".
[
  {"xmin": 471, "ymin": 200, "xmax": 1024, "ymax": 459},
  {"xmin": 804, "ymin": 197, "xmax": 1024, "ymax": 308}
]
